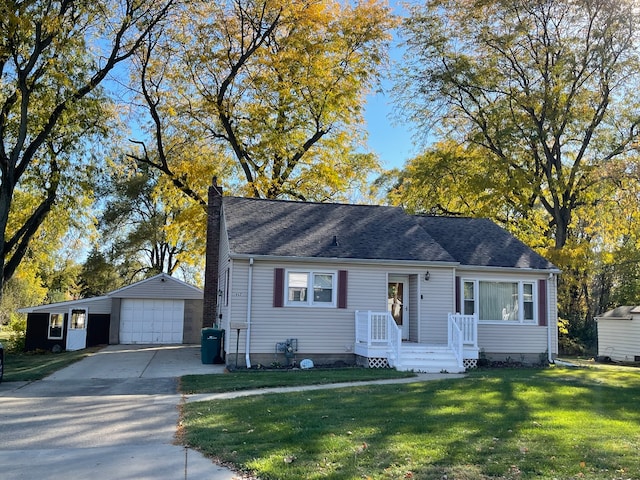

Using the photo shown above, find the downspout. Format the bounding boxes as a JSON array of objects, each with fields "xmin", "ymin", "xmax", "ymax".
[
  {"xmin": 245, "ymin": 257, "xmax": 254, "ymax": 368},
  {"xmin": 547, "ymin": 273, "xmax": 554, "ymax": 364}
]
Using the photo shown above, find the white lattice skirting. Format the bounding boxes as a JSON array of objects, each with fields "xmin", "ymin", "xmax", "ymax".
[
  {"xmin": 463, "ymin": 358, "xmax": 478, "ymax": 369},
  {"xmin": 367, "ymin": 357, "xmax": 390, "ymax": 369}
]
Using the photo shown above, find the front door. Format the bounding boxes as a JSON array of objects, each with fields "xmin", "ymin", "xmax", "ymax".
[
  {"xmin": 388, "ymin": 276, "xmax": 409, "ymax": 340},
  {"xmin": 66, "ymin": 308, "xmax": 87, "ymax": 351}
]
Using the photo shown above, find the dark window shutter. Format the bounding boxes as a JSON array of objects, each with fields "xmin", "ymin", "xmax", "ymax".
[
  {"xmin": 273, "ymin": 268, "xmax": 284, "ymax": 308},
  {"xmin": 455, "ymin": 276, "xmax": 461, "ymax": 313},
  {"xmin": 338, "ymin": 270, "xmax": 348, "ymax": 309},
  {"xmin": 538, "ymin": 279, "xmax": 547, "ymax": 326}
]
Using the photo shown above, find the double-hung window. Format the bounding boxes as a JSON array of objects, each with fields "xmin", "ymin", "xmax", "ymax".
[
  {"xmin": 48, "ymin": 313, "xmax": 64, "ymax": 339},
  {"xmin": 286, "ymin": 271, "xmax": 336, "ymax": 307},
  {"xmin": 463, "ymin": 280, "xmax": 537, "ymax": 323}
]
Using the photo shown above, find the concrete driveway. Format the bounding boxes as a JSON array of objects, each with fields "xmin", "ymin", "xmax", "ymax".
[{"xmin": 0, "ymin": 345, "xmax": 237, "ymax": 480}]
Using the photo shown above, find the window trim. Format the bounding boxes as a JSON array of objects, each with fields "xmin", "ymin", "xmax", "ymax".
[
  {"xmin": 462, "ymin": 278, "xmax": 538, "ymax": 324},
  {"xmin": 284, "ymin": 269, "xmax": 338, "ymax": 308},
  {"xmin": 48, "ymin": 313, "xmax": 64, "ymax": 339}
]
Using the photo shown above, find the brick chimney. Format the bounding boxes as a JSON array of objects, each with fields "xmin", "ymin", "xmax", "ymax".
[{"xmin": 203, "ymin": 177, "xmax": 223, "ymax": 328}]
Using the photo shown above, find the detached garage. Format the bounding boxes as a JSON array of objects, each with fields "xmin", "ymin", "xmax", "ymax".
[{"xmin": 21, "ymin": 273, "xmax": 204, "ymax": 352}]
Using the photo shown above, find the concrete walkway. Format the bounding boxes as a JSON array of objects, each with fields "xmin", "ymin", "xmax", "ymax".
[{"xmin": 185, "ymin": 373, "xmax": 462, "ymax": 403}]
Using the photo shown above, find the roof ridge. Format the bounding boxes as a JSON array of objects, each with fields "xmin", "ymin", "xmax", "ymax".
[{"xmin": 224, "ymin": 195, "xmax": 401, "ymax": 210}]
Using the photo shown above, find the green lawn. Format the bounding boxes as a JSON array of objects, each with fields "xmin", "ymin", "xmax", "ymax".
[
  {"xmin": 1, "ymin": 345, "xmax": 103, "ymax": 382},
  {"xmin": 180, "ymin": 368, "xmax": 417, "ymax": 394},
  {"xmin": 181, "ymin": 365, "xmax": 640, "ymax": 480}
]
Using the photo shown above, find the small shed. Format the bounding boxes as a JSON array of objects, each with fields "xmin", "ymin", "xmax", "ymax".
[
  {"xmin": 595, "ymin": 306, "xmax": 640, "ymax": 362},
  {"xmin": 20, "ymin": 273, "xmax": 203, "ymax": 352}
]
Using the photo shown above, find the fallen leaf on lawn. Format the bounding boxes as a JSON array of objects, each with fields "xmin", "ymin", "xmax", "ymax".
[
  {"xmin": 404, "ymin": 472, "xmax": 414, "ymax": 478},
  {"xmin": 580, "ymin": 461, "xmax": 586, "ymax": 468},
  {"xmin": 355, "ymin": 442, "xmax": 368, "ymax": 455}
]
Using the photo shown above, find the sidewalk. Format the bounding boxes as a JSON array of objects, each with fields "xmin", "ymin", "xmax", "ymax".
[{"xmin": 184, "ymin": 372, "xmax": 463, "ymax": 403}]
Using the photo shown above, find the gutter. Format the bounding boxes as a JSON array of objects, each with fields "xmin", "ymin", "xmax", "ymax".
[
  {"xmin": 547, "ymin": 273, "xmax": 553, "ymax": 363},
  {"xmin": 245, "ymin": 257, "xmax": 254, "ymax": 368},
  {"xmin": 229, "ymin": 252, "xmax": 562, "ymax": 274},
  {"xmin": 229, "ymin": 253, "xmax": 459, "ymax": 268}
]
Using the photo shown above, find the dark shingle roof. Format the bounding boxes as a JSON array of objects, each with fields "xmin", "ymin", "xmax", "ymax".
[
  {"xmin": 415, "ymin": 216, "xmax": 556, "ymax": 269},
  {"xmin": 596, "ymin": 306, "xmax": 638, "ymax": 319},
  {"xmin": 222, "ymin": 197, "xmax": 556, "ymax": 269},
  {"xmin": 223, "ymin": 197, "xmax": 455, "ymax": 262}
]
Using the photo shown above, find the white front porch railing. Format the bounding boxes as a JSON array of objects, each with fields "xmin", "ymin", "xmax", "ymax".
[
  {"xmin": 356, "ymin": 311, "xmax": 478, "ymax": 370},
  {"xmin": 355, "ymin": 311, "xmax": 402, "ymax": 367},
  {"xmin": 448, "ymin": 313, "xmax": 478, "ymax": 368}
]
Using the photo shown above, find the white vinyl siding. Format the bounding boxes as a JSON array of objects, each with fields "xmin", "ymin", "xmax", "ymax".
[
  {"xmin": 409, "ymin": 276, "xmax": 419, "ymax": 342},
  {"xmin": 119, "ymin": 299, "xmax": 184, "ymax": 344},
  {"xmin": 225, "ymin": 260, "xmax": 458, "ymax": 355},
  {"xmin": 597, "ymin": 318, "xmax": 640, "ymax": 362},
  {"xmin": 226, "ymin": 260, "xmax": 388, "ymax": 356},
  {"xmin": 478, "ymin": 324, "xmax": 549, "ymax": 354},
  {"xmin": 222, "ymin": 258, "xmax": 558, "ymax": 359},
  {"xmin": 421, "ymin": 268, "xmax": 455, "ymax": 344}
]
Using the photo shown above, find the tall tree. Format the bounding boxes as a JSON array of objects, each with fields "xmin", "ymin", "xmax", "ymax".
[
  {"xmin": 398, "ymin": 0, "xmax": 640, "ymax": 249},
  {"xmin": 78, "ymin": 248, "xmax": 125, "ymax": 297},
  {"xmin": 130, "ymin": 0, "xmax": 393, "ymax": 202},
  {"xmin": 0, "ymin": 0, "xmax": 176, "ymax": 295},
  {"xmin": 379, "ymin": 140, "xmax": 554, "ymax": 251},
  {"xmin": 98, "ymin": 162, "xmax": 198, "ymax": 280}
]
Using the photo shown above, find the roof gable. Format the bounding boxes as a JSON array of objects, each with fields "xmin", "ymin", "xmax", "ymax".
[
  {"xmin": 222, "ymin": 197, "xmax": 556, "ymax": 270},
  {"xmin": 108, "ymin": 273, "xmax": 203, "ymax": 299}
]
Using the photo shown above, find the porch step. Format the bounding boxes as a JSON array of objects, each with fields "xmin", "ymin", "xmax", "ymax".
[{"xmin": 396, "ymin": 344, "xmax": 465, "ymax": 374}]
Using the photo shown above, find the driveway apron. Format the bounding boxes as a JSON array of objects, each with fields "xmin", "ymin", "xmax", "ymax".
[{"xmin": 0, "ymin": 345, "xmax": 237, "ymax": 480}]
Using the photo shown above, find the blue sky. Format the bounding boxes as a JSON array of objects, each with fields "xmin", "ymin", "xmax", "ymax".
[
  {"xmin": 363, "ymin": 75, "xmax": 416, "ymax": 171},
  {"xmin": 363, "ymin": 0, "xmax": 419, "ymax": 171}
]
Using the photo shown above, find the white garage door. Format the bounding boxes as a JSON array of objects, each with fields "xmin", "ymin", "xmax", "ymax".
[{"xmin": 119, "ymin": 299, "xmax": 184, "ymax": 344}]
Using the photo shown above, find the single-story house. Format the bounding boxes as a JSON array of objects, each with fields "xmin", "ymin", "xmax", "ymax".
[
  {"xmin": 20, "ymin": 273, "xmax": 203, "ymax": 352},
  {"xmin": 595, "ymin": 306, "xmax": 640, "ymax": 362},
  {"xmin": 203, "ymin": 181, "xmax": 560, "ymax": 373}
]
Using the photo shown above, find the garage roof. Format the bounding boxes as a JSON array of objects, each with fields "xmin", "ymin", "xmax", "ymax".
[{"xmin": 19, "ymin": 273, "xmax": 203, "ymax": 313}]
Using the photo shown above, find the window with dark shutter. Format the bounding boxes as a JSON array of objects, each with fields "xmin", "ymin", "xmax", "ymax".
[
  {"xmin": 273, "ymin": 268, "xmax": 284, "ymax": 307},
  {"xmin": 338, "ymin": 270, "xmax": 348, "ymax": 309},
  {"xmin": 538, "ymin": 279, "xmax": 547, "ymax": 326}
]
